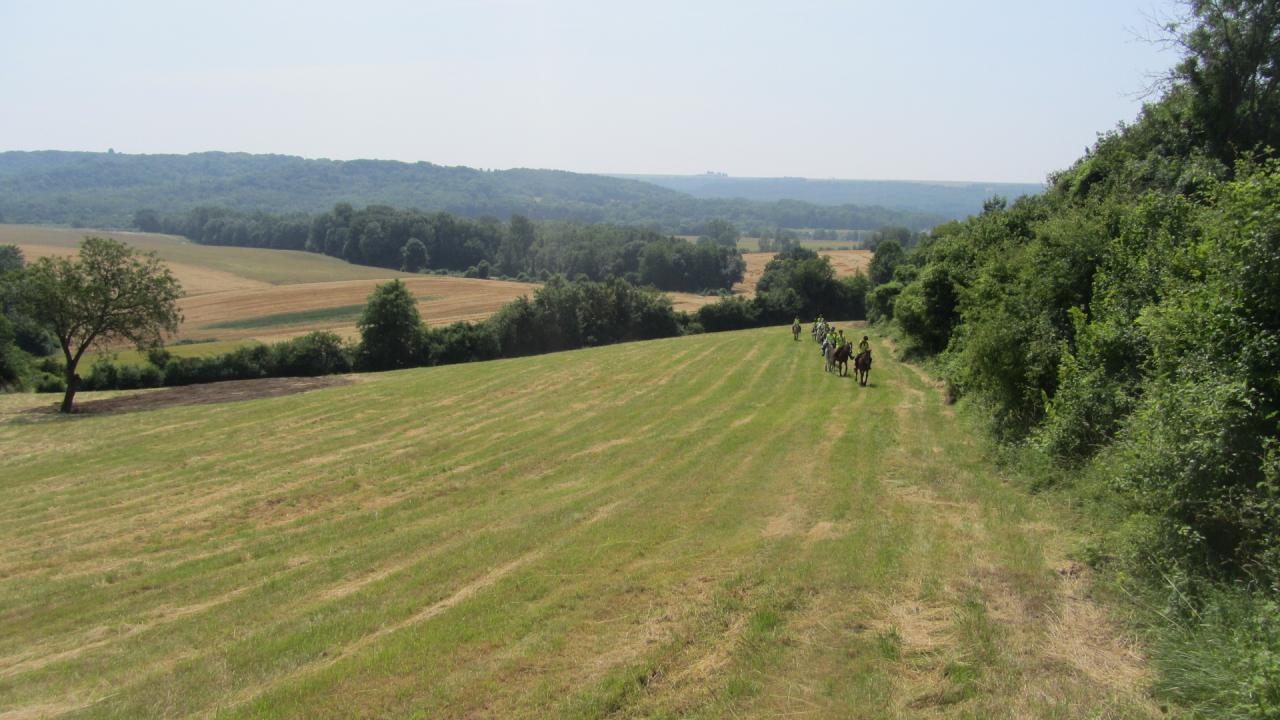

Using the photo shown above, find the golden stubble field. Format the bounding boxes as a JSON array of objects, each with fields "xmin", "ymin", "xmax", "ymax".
[{"xmin": 0, "ymin": 226, "xmax": 540, "ymax": 344}]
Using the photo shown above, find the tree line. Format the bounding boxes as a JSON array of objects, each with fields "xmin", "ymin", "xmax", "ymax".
[{"xmin": 153, "ymin": 205, "xmax": 747, "ymax": 294}]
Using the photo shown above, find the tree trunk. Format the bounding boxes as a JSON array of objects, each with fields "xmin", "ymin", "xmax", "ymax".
[{"xmin": 60, "ymin": 369, "xmax": 80, "ymax": 413}]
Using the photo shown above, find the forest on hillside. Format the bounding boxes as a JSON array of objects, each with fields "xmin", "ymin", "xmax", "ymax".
[
  {"xmin": 0, "ymin": 151, "xmax": 942, "ymax": 234},
  {"xmin": 618, "ymin": 174, "xmax": 1044, "ymax": 219},
  {"xmin": 860, "ymin": 2, "xmax": 1280, "ymax": 715}
]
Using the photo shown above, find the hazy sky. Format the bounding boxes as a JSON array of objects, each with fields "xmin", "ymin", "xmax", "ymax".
[{"xmin": 1, "ymin": 0, "xmax": 1182, "ymax": 182}]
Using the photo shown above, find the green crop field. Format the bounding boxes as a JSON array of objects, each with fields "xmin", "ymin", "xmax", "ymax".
[{"xmin": 0, "ymin": 328, "xmax": 1155, "ymax": 718}]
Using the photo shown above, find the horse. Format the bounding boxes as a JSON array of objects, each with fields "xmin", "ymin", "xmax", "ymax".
[
  {"xmin": 830, "ymin": 343, "xmax": 851, "ymax": 377},
  {"xmin": 792, "ymin": 322, "xmax": 802, "ymax": 341},
  {"xmin": 854, "ymin": 350, "xmax": 872, "ymax": 386}
]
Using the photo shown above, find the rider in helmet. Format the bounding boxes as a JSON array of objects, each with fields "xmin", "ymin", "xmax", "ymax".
[{"xmin": 859, "ymin": 335, "xmax": 871, "ymax": 355}]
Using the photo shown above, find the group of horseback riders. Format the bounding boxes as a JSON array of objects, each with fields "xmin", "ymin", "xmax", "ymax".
[{"xmin": 791, "ymin": 315, "xmax": 873, "ymax": 385}]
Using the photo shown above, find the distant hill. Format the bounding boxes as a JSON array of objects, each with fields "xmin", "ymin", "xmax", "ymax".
[
  {"xmin": 619, "ymin": 174, "xmax": 1045, "ymax": 220},
  {"xmin": 0, "ymin": 151, "xmax": 942, "ymax": 233}
]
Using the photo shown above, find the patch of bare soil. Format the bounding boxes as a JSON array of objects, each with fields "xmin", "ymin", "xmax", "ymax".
[{"xmin": 24, "ymin": 376, "xmax": 355, "ymax": 416}]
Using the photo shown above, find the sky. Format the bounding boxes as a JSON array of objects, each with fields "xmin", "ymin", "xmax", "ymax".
[{"xmin": 0, "ymin": 0, "xmax": 1183, "ymax": 183}]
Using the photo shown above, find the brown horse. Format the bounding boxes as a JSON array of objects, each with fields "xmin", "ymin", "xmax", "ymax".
[
  {"xmin": 829, "ymin": 340, "xmax": 849, "ymax": 376},
  {"xmin": 826, "ymin": 343, "xmax": 852, "ymax": 376},
  {"xmin": 854, "ymin": 350, "xmax": 872, "ymax": 386}
]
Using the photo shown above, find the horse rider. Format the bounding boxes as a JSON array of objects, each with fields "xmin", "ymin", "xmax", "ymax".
[{"xmin": 858, "ymin": 335, "xmax": 871, "ymax": 357}]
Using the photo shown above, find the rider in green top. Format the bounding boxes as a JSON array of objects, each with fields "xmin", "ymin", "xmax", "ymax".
[{"xmin": 859, "ymin": 335, "xmax": 871, "ymax": 355}]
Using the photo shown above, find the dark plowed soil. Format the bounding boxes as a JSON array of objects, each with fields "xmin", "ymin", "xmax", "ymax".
[{"xmin": 26, "ymin": 376, "xmax": 355, "ymax": 415}]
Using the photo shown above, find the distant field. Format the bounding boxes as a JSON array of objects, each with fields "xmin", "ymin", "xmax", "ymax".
[
  {"xmin": 1, "ymin": 225, "xmax": 534, "ymax": 344},
  {"xmin": 0, "ymin": 328, "xmax": 1156, "ymax": 718},
  {"xmin": 4, "ymin": 225, "xmax": 867, "ymax": 347},
  {"xmin": 736, "ymin": 238, "xmax": 864, "ymax": 252},
  {"xmin": 734, "ymin": 250, "xmax": 872, "ymax": 295},
  {"xmin": 0, "ymin": 225, "xmax": 411, "ymax": 293},
  {"xmin": 180, "ymin": 277, "xmax": 537, "ymax": 343}
]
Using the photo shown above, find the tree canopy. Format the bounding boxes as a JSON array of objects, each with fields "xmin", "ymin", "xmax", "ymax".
[{"xmin": 16, "ymin": 237, "xmax": 182, "ymax": 412}]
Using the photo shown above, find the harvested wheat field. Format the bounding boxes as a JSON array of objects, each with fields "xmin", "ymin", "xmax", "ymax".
[
  {"xmin": 0, "ymin": 327, "xmax": 1157, "ymax": 718},
  {"xmin": 179, "ymin": 276, "xmax": 540, "ymax": 343},
  {"xmin": 0, "ymin": 225, "xmax": 412, "ymax": 291}
]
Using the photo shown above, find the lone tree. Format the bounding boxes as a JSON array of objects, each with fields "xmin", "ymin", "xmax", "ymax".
[
  {"xmin": 357, "ymin": 279, "xmax": 422, "ymax": 371},
  {"xmin": 18, "ymin": 237, "xmax": 182, "ymax": 412},
  {"xmin": 400, "ymin": 237, "xmax": 428, "ymax": 272}
]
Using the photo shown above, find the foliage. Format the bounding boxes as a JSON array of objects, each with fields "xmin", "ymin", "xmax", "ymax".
[
  {"xmin": 170, "ymin": 204, "xmax": 745, "ymax": 293},
  {"xmin": 851, "ymin": 5, "xmax": 1280, "ymax": 713},
  {"xmin": 400, "ymin": 237, "xmax": 428, "ymax": 272},
  {"xmin": 14, "ymin": 237, "xmax": 182, "ymax": 411},
  {"xmin": 867, "ymin": 239, "xmax": 904, "ymax": 284},
  {"xmin": 0, "ymin": 314, "xmax": 29, "ymax": 390},
  {"xmin": 0, "ymin": 244, "xmax": 23, "ymax": 275},
  {"xmin": 357, "ymin": 280, "xmax": 424, "ymax": 371},
  {"xmin": 486, "ymin": 276, "xmax": 681, "ymax": 356}
]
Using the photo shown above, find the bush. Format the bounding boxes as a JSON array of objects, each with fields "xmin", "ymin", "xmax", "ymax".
[
  {"xmin": 696, "ymin": 296, "xmax": 759, "ymax": 333},
  {"xmin": 867, "ymin": 281, "xmax": 902, "ymax": 322},
  {"xmin": 272, "ymin": 331, "xmax": 353, "ymax": 376},
  {"xmin": 0, "ymin": 314, "xmax": 29, "ymax": 390},
  {"xmin": 34, "ymin": 372, "xmax": 65, "ymax": 393}
]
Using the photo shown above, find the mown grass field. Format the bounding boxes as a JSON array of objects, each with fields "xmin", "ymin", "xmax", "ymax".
[{"xmin": 0, "ymin": 327, "xmax": 1155, "ymax": 718}]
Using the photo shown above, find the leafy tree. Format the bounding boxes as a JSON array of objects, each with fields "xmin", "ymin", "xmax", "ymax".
[
  {"xmin": 401, "ymin": 237, "xmax": 428, "ymax": 272},
  {"xmin": 0, "ymin": 245, "xmax": 23, "ymax": 275},
  {"xmin": 132, "ymin": 209, "xmax": 161, "ymax": 232},
  {"xmin": 498, "ymin": 214, "xmax": 536, "ymax": 275},
  {"xmin": 357, "ymin": 279, "xmax": 423, "ymax": 371},
  {"xmin": 1169, "ymin": 0, "xmax": 1280, "ymax": 164},
  {"xmin": 875, "ymin": 225, "xmax": 914, "ymax": 248},
  {"xmin": 15, "ymin": 237, "xmax": 182, "ymax": 412},
  {"xmin": 0, "ymin": 314, "xmax": 27, "ymax": 390},
  {"xmin": 699, "ymin": 218, "xmax": 741, "ymax": 248},
  {"xmin": 868, "ymin": 239, "xmax": 905, "ymax": 285}
]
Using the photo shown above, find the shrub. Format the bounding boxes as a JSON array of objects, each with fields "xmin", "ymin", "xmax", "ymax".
[
  {"xmin": 696, "ymin": 296, "xmax": 759, "ymax": 332},
  {"xmin": 272, "ymin": 331, "xmax": 353, "ymax": 376},
  {"xmin": 867, "ymin": 281, "xmax": 902, "ymax": 322}
]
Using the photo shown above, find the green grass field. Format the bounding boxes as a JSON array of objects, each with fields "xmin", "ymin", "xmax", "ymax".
[{"xmin": 0, "ymin": 328, "xmax": 1156, "ymax": 718}]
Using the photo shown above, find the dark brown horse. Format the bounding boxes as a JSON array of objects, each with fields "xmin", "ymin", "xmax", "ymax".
[
  {"xmin": 854, "ymin": 350, "xmax": 872, "ymax": 386},
  {"xmin": 827, "ymin": 343, "xmax": 852, "ymax": 376}
]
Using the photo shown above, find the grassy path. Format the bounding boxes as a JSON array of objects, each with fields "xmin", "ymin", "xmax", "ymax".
[{"xmin": 0, "ymin": 328, "xmax": 1155, "ymax": 718}]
